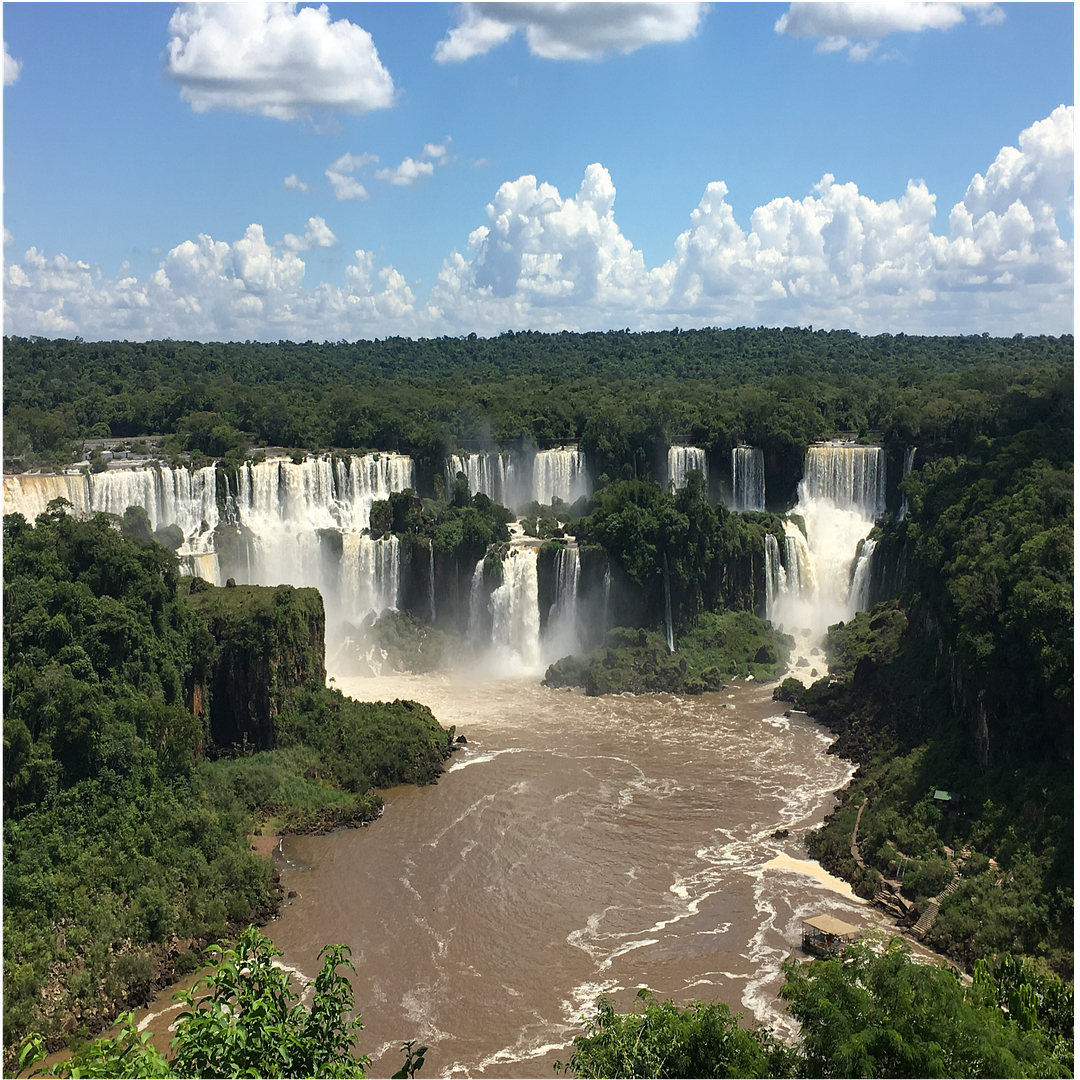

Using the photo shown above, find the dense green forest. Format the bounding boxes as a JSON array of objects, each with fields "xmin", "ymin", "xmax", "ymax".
[
  {"xmin": 4, "ymin": 331, "xmax": 1072, "ymax": 512},
  {"xmin": 2, "ymin": 506, "xmax": 453, "ymax": 1061}
]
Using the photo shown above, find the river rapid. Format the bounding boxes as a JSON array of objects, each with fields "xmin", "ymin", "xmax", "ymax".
[{"xmin": 257, "ymin": 671, "xmax": 878, "ymax": 1078}]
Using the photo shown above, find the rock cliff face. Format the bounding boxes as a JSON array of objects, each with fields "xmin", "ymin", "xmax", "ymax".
[{"xmin": 183, "ymin": 582, "xmax": 326, "ymax": 752}]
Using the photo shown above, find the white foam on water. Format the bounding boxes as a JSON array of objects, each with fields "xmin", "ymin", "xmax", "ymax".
[{"xmin": 445, "ymin": 746, "xmax": 527, "ymax": 772}]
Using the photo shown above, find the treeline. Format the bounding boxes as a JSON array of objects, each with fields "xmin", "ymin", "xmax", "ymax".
[
  {"xmin": 2, "ymin": 506, "xmax": 453, "ymax": 1058},
  {"xmin": 4, "ymin": 331, "xmax": 1072, "ymax": 511}
]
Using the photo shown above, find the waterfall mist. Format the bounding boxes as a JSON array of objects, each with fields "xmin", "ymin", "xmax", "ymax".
[{"xmin": 765, "ymin": 443, "xmax": 886, "ymax": 647}]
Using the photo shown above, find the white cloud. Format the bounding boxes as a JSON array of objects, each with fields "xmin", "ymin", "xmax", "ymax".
[
  {"xmin": 4, "ymin": 40, "xmax": 22, "ymax": 86},
  {"xmin": 283, "ymin": 174, "xmax": 309, "ymax": 193},
  {"xmin": 423, "ymin": 138, "xmax": 452, "ymax": 163},
  {"xmin": 3, "ymin": 227, "xmax": 14, "ymax": 248},
  {"xmin": 326, "ymin": 152, "xmax": 377, "ymax": 201},
  {"xmin": 376, "ymin": 157, "xmax": 435, "ymax": 187},
  {"xmin": 776, "ymin": 2, "xmax": 1004, "ymax": 60},
  {"xmin": 3, "ymin": 109, "xmax": 1072, "ymax": 341},
  {"xmin": 282, "ymin": 216, "xmax": 338, "ymax": 251},
  {"xmin": 435, "ymin": 2, "xmax": 706, "ymax": 62},
  {"xmin": 165, "ymin": 2, "xmax": 395, "ymax": 120}
]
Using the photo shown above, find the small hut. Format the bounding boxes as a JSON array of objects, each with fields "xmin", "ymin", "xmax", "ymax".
[{"xmin": 801, "ymin": 914, "xmax": 861, "ymax": 958}]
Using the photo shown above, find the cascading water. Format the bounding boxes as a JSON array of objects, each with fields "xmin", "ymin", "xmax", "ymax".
[
  {"xmin": 668, "ymin": 447, "xmax": 708, "ymax": 491},
  {"xmin": 662, "ymin": 551, "xmax": 675, "ymax": 653},
  {"xmin": 428, "ymin": 543, "xmax": 437, "ymax": 623},
  {"xmin": 765, "ymin": 444, "xmax": 885, "ymax": 642},
  {"xmin": 446, "ymin": 453, "xmax": 517, "ymax": 506},
  {"xmin": 848, "ymin": 538, "xmax": 877, "ymax": 613},
  {"xmin": 731, "ymin": 446, "xmax": 765, "ymax": 512},
  {"xmin": 898, "ymin": 446, "xmax": 917, "ymax": 521},
  {"xmin": 544, "ymin": 544, "xmax": 581, "ymax": 657},
  {"xmin": 532, "ymin": 448, "xmax": 589, "ymax": 505},
  {"xmin": 602, "ymin": 563, "xmax": 613, "ymax": 634},
  {"xmin": 4, "ymin": 455, "xmax": 415, "ymax": 630},
  {"xmin": 489, "ymin": 546, "xmax": 542, "ymax": 670}
]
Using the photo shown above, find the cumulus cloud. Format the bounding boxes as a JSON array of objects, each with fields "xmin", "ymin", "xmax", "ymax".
[
  {"xmin": 282, "ymin": 216, "xmax": 338, "ymax": 251},
  {"xmin": 377, "ymin": 157, "xmax": 435, "ymax": 187},
  {"xmin": 4, "ymin": 40, "xmax": 22, "ymax": 85},
  {"xmin": 165, "ymin": 2, "xmax": 395, "ymax": 120},
  {"xmin": 326, "ymin": 152, "xmax": 377, "ymax": 200},
  {"xmin": 3, "ymin": 227, "xmax": 14, "ymax": 248},
  {"xmin": 435, "ymin": 2, "xmax": 706, "ymax": 62},
  {"xmin": 776, "ymin": 2, "xmax": 1004, "ymax": 60},
  {"xmin": 4, "ymin": 226, "xmax": 417, "ymax": 340},
  {"xmin": 423, "ymin": 139, "xmax": 451, "ymax": 161},
  {"xmin": 283, "ymin": 174, "xmax": 309, "ymax": 193},
  {"xmin": 3, "ymin": 109, "xmax": 1072, "ymax": 341}
]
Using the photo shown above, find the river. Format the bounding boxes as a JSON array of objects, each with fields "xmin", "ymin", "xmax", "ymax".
[{"xmin": 251, "ymin": 670, "xmax": 879, "ymax": 1078}]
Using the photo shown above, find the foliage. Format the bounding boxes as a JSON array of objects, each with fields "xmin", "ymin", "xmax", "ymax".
[
  {"xmin": 19, "ymin": 927, "xmax": 372, "ymax": 1079},
  {"xmin": 3, "ymin": 507, "xmax": 452, "ymax": 1058},
  {"xmin": 558, "ymin": 988, "xmax": 796, "ymax": 1079},
  {"xmin": 545, "ymin": 612, "xmax": 791, "ymax": 696},
  {"xmin": 780, "ymin": 936, "xmax": 1071, "ymax": 1078}
]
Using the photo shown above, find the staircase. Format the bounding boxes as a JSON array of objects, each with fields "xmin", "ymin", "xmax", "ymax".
[{"xmin": 910, "ymin": 869, "xmax": 962, "ymax": 939}]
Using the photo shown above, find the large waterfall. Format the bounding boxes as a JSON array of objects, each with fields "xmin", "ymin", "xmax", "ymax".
[
  {"xmin": 668, "ymin": 446, "xmax": 708, "ymax": 491},
  {"xmin": 447, "ymin": 453, "xmax": 518, "ymax": 506},
  {"xmin": 469, "ymin": 545, "xmax": 542, "ymax": 671},
  {"xmin": 3, "ymin": 455, "xmax": 415, "ymax": 630},
  {"xmin": 731, "ymin": 446, "xmax": 765, "ymax": 512},
  {"xmin": 765, "ymin": 443, "xmax": 885, "ymax": 642},
  {"xmin": 533, "ymin": 448, "xmax": 589, "ymax": 505}
]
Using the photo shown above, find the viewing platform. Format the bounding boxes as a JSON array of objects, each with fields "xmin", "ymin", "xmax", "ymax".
[{"xmin": 801, "ymin": 914, "xmax": 861, "ymax": 958}]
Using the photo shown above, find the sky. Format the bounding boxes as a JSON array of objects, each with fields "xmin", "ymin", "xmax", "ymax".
[{"xmin": 1, "ymin": 2, "xmax": 1074, "ymax": 342}]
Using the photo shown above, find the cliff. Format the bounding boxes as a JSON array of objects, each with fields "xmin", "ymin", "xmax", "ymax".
[{"xmin": 182, "ymin": 582, "xmax": 326, "ymax": 752}]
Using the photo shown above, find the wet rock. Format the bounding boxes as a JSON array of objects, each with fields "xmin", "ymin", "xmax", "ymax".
[{"xmin": 455, "ymin": 734, "xmax": 468, "ymax": 744}]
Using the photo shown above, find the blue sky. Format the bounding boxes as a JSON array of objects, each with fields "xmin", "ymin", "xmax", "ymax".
[{"xmin": 2, "ymin": 2, "xmax": 1074, "ymax": 341}]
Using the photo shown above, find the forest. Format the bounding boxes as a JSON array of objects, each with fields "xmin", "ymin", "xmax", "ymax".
[{"xmin": 3, "ymin": 327, "xmax": 1073, "ymax": 1077}]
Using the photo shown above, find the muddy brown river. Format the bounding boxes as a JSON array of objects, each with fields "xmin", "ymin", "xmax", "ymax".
[{"xmin": 128, "ymin": 671, "xmax": 899, "ymax": 1077}]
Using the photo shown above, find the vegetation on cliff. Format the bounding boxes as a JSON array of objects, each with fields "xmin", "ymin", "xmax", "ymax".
[
  {"xmin": 544, "ymin": 612, "xmax": 791, "ymax": 696},
  {"xmin": 780, "ymin": 376, "xmax": 1073, "ymax": 977},
  {"xmin": 2, "ymin": 505, "xmax": 453, "ymax": 1058}
]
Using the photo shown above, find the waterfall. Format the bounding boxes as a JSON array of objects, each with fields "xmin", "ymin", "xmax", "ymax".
[
  {"xmin": 898, "ymin": 446, "xmax": 917, "ymax": 521},
  {"xmin": 544, "ymin": 544, "xmax": 581, "ymax": 656},
  {"xmin": 603, "ymin": 563, "xmax": 613, "ymax": 634},
  {"xmin": 764, "ymin": 533, "xmax": 785, "ymax": 621},
  {"xmin": 3, "ymin": 465, "xmax": 220, "ymax": 557},
  {"xmin": 5, "ymin": 455, "xmax": 415, "ymax": 634},
  {"xmin": 849, "ymin": 537, "xmax": 877, "ymax": 612},
  {"xmin": 766, "ymin": 444, "xmax": 885, "ymax": 641},
  {"xmin": 731, "ymin": 446, "xmax": 765, "ymax": 512},
  {"xmin": 341, "ymin": 534, "xmax": 399, "ymax": 620},
  {"xmin": 447, "ymin": 453, "xmax": 516, "ymax": 505},
  {"xmin": 467, "ymin": 559, "xmax": 487, "ymax": 643},
  {"xmin": 489, "ymin": 547, "xmax": 542, "ymax": 669},
  {"xmin": 532, "ymin": 448, "xmax": 589, "ymax": 505},
  {"xmin": 668, "ymin": 446, "xmax": 708, "ymax": 491},
  {"xmin": 428, "ymin": 543, "xmax": 437, "ymax": 623},
  {"xmin": 662, "ymin": 551, "xmax": 675, "ymax": 653},
  {"xmin": 799, "ymin": 443, "xmax": 886, "ymax": 520}
]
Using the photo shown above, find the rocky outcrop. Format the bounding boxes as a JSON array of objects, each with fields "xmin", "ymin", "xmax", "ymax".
[{"xmin": 183, "ymin": 582, "xmax": 326, "ymax": 752}]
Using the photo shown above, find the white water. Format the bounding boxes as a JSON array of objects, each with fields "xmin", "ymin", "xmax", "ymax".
[
  {"xmin": 533, "ymin": 448, "xmax": 589, "ymax": 505},
  {"xmin": 898, "ymin": 446, "xmax": 917, "ymax": 521},
  {"xmin": 544, "ymin": 544, "xmax": 582, "ymax": 658},
  {"xmin": 765, "ymin": 444, "xmax": 885, "ymax": 642},
  {"xmin": 662, "ymin": 551, "xmax": 675, "ymax": 652},
  {"xmin": 731, "ymin": 447, "xmax": 765, "ymax": 512},
  {"xmin": 447, "ymin": 453, "xmax": 519, "ymax": 506},
  {"xmin": 668, "ymin": 447, "xmax": 708, "ymax": 491},
  {"xmin": 487, "ymin": 546, "xmax": 543, "ymax": 672},
  {"xmin": 4, "ymin": 456, "xmax": 415, "ymax": 628}
]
